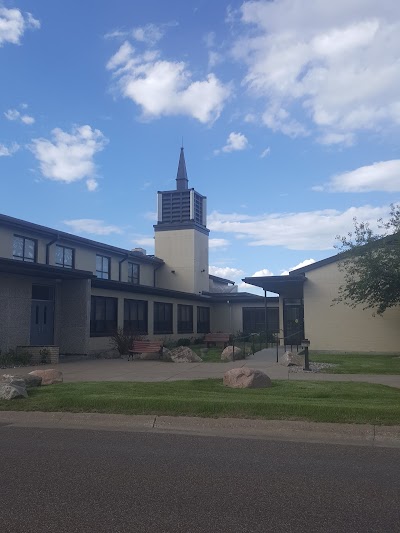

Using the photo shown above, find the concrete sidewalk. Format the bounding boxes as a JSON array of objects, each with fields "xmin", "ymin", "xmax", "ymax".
[
  {"xmin": 1, "ymin": 410, "xmax": 399, "ymax": 448},
  {"xmin": 5, "ymin": 349, "xmax": 400, "ymax": 388}
]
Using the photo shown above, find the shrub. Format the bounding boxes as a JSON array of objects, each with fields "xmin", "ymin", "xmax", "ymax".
[
  {"xmin": 109, "ymin": 328, "xmax": 142, "ymax": 355},
  {"xmin": 177, "ymin": 338, "xmax": 191, "ymax": 346},
  {"xmin": 0, "ymin": 349, "xmax": 32, "ymax": 367},
  {"xmin": 39, "ymin": 348, "xmax": 50, "ymax": 364}
]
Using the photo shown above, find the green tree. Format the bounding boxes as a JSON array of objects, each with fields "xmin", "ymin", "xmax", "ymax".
[{"xmin": 334, "ymin": 204, "xmax": 400, "ymax": 315}]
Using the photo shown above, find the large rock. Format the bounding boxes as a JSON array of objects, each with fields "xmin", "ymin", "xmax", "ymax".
[
  {"xmin": 169, "ymin": 346, "xmax": 202, "ymax": 363},
  {"xmin": 221, "ymin": 345, "xmax": 242, "ymax": 361},
  {"xmin": 0, "ymin": 378, "xmax": 28, "ymax": 400},
  {"xmin": 29, "ymin": 369, "xmax": 63, "ymax": 385},
  {"xmin": 2, "ymin": 373, "xmax": 42, "ymax": 388},
  {"xmin": 223, "ymin": 367, "xmax": 272, "ymax": 389},
  {"xmin": 279, "ymin": 351, "xmax": 305, "ymax": 367}
]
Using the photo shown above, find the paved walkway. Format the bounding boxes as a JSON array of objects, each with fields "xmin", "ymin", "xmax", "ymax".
[{"xmin": 5, "ymin": 348, "xmax": 400, "ymax": 388}]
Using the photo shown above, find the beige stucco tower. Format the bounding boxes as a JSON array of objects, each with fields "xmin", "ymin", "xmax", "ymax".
[{"xmin": 154, "ymin": 148, "xmax": 209, "ymax": 294}]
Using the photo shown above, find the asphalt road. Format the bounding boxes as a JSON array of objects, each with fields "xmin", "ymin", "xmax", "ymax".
[{"xmin": 1, "ymin": 426, "xmax": 399, "ymax": 533}]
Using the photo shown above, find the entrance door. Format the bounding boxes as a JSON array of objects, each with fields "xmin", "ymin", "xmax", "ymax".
[
  {"xmin": 283, "ymin": 299, "xmax": 304, "ymax": 346},
  {"xmin": 30, "ymin": 285, "xmax": 55, "ymax": 345}
]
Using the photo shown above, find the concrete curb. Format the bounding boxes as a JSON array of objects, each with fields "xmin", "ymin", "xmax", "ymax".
[{"xmin": 0, "ymin": 411, "xmax": 399, "ymax": 448}]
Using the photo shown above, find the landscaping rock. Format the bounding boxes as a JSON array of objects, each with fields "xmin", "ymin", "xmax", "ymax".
[
  {"xmin": 0, "ymin": 378, "xmax": 28, "ymax": 399},
  {"xmin": 221, "ymin": 345, "xmax": 242, "ymax": 361},
  {"xmin": 169, "ymin": 346, "xmax": 202, "ymax": 363},
  {"xmin": 223, "ymin": 367, "xmax": 272, "ymax": 389},
  {"xmin": 2, "ymin": 373, "xmax": 42, "ymax": 388},
  {"xmin": 29, "ymin": 369, "xmax": 63, "ymax": 385},
  {"xmin": 279, "ymin": 351, "xmax": 305, "ymax": 367}
]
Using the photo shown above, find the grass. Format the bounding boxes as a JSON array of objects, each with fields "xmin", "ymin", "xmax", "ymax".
[
  {"xmin": 311, "ymin": 353, "xmax": 400, "ymax": 374},
  {"xmin": 1, "ymin": 379, "xmax": 399, "ymax": 425}
]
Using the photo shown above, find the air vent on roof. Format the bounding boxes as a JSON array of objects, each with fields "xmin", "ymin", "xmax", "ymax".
[{"xmin": 131, "ymin": 248, "xmax": 146, "ymax": 255}]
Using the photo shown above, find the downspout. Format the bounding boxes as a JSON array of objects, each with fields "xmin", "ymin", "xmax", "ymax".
[
  {"xmin": 46, "ymin": 233, "xmax": 59, "ymax": 264},
  {"xmin": 118, "ymin": 254, "xmax": 129, "ymax": 281}
]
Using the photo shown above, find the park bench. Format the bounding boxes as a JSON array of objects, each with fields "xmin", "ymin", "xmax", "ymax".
[
  {"xmin": 128, "ymin": 340, "xmax": 163, "ymax": 361},
  {"xmin": 204, "ymin": 333, "xmax": 230, "ymax": 348}
]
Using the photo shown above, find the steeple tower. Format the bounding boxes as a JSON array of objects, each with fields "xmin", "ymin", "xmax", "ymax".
[
  {"xmin": 176, "ymin": 147, "xmax": 188, "ymax": 190},
  {"xmin": 154, "ymin": 148, "xmax": 209, "ymax": 294}
]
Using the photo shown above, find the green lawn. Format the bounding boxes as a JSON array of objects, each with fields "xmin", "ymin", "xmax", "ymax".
[
  {"xmin": 311, "ymin": 353, "xmax": 400, "ymax": 374},
  {"xmin": 1, "ymin": 379, "xmax": 399, "ymax": 425}
]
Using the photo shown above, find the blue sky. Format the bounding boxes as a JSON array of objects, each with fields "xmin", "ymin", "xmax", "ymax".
[{"xmin": 1, "ymin": 0, "xmax": 399, "ymax": 292}]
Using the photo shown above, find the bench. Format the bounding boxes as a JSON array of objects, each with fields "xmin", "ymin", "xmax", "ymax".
[
  {"xmin": 204, "ymin": 333, "xmax": 230, "ymax": 348},
  {"xmin": 128, "ymin": 340, "xmax": 163, "ymax": 361}
]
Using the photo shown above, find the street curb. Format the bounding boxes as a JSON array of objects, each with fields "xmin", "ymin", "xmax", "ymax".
[{"xmin": 0, "ymin": 411, "xmax": 399, "ymax": 448}]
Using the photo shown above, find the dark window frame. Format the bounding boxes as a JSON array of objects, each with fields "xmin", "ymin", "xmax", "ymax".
[
  {"xmin": 177, "ymin": 304, "xmax": 193, "ymax": 334},
  {"xmin": 124, "ymin": 299, "xmax": 148, "ymax": 335},
  {"xmin": 55, "ymin": 244, "xmax": 74, "ymax": 269},
  {"xmin": 128, "ymin": 262, "xmax": 140, "ymax": 284},
  {"xmin": 90, "ymin": 296, "xmax": 118, "ymax": 337},
  {"xmin": 154, "ymin": 302, "xmax": 173, "ymax": 334},
  {"xmin": 96, "ymin": 254, "xmax": 111, "ymax": 279},
  {"xmin": 197, "ymin": 306, "xmax": 210, "ymax": 334},
  {"xmin": 13, "ymin": 234, "xmax": 37, "ymax": 263}
]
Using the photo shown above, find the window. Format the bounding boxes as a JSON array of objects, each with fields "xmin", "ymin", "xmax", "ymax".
[
  {"xmin": 177, "ymin": 304, "xmax": 193, "ymax": 334},
  {"xmin": 90, "ymin": 296, "xmax": 117, "ymax": 336},
  {"xmin": 13, "ymin": 235, "xmax": 36, "ymax": 262},
  {"xmin": 96, "ymin": 255, "xmax": 110, "ymax": 279},
  {"xmin": 197, "ymin": 306, "xmax": 210, "ymax": 334},
  {"xmin": 128, "ymin": 262, "xmax": 140, "ymax": 284},
  {"xmin": 55, "ymin": 245, "xmax": 74, "ymax": 268},
  {"xmin": 154, "ymin": 302, "xmax": 173, "ymax": 334},
  {"xmin": 124, "ymin": 299, "xmax": 148, "ymax": 334},
  {"xmin": 242, "ymin": 307, "xmax": 279, "ymax": 335}
]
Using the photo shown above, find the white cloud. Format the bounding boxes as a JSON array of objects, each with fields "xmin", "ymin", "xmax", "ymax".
[
  {"xmin": 132, "ymin": 235, "xmax": 154, "ymax": 249},
  {"xmin": 132, "ymin": 23, "xmax": 165, "ymax": 46},
  {"xmin": 209, "ymin": 266, "xmax": 244, "ymax": 279},
  {"xmin": 30, "ymin": 125, "xmax": 108, "ymax": 190},
  {"xmin": 107, "ymin": 41, "xmax": 230, "ymax": 124},
  {"xmin": 281, "ymin": 259, "xmax": 316, "ymax": 275},
  {"xmin": 0, "ymin": 7, "xmax": 40, "ymax": 46},
  {"xmin": 63, "ymin": 219, "xmax": 122, "ymax": 236},
  {"xmin": 5, "ymin": 108, "xmax": 35, "ymax": 125},
  {"xmin": 320, "ymin": 159, "xmax": 400, "ymax": 193},
  {"xmin": 0, "ymin": 142, "xmax": 19, "ymax": 157},
  {"xmin": 253, "ymin": 268, "xmax": 274, "ymax": 276},
  {"xmin": 260, "ymin": 147, "xmax": 271, "ymax": 158},
  {"xmin": 221, "ymin": 132, "xmax": 249, "ymax": 153},
  {"xmin": 233, "ymin": 0, "xmax": 400, "ymax": 143},
  {"xmin": 209, "ymin": 238, "xmax": 230, "ymax": 249},
  {"xmin": 208, "ymin": 204, "xmax": 391, "ymax": 250}
]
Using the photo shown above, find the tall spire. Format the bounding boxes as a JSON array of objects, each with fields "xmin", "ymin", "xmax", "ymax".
[{"xmin": 176, "ymin": 147, "xmax": 188, "ymax": 190}]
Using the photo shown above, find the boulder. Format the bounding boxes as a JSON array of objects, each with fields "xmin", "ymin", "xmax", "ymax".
[
  {"xmin": 29, "ymin": 369, "xmax": 63, "ymax": 385},
  {"xmin": 221, "ymin": 345, "xmax": 242, "ymax": 361},
  {"xmin": 0, "ymin": 378, "xmax": 28, "ymax": 400},
  {"xmin": 169, "ymin": 346, "xmax": 202, "ymax": 363},
  {"xmin": 279, "ymin": 351, "xmax": 305, "ymax": 367},
  {"xmin": 2, "ymin": 373, "xmax": 42, "ymax": 388},
  {"xmin": 223, "ymin": 367, "xmax": 272, "ymax": 389}
]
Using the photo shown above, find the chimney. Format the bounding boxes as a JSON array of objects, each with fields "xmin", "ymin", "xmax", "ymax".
[{"xmin": 131, "ymin": 247, "xmax": 146, "ymax": 255}]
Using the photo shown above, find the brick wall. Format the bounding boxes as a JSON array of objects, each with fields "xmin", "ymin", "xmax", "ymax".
[{"xmin": 16, "ymin": 345, "xmax": 59, "ymax": 364}]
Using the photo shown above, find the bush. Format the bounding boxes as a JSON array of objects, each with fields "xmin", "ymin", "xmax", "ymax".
[
  {"xmin": 177, "ymin": 338, "xmax": 191, "ymax": 346},
  {"xmin": 0, "ymin": 349, "xmax": 32, "ymax": 368},
  {"xmin": 109, "ymin": 328, "xmax": 142, "ymax": 355},
  {"xmin": 191, "ymin": 337, "xmax": 204, "ymax": 345},
  {"xmin": 39, "ymin": 348, "xmax": 50, "ymax": 364}
]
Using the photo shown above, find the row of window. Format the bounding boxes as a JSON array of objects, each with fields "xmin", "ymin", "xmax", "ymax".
[
  {"xmin": 12, "ymin": 235, "xmax": 140, "ymax": 283},
  {"xmin": 90, "ymin": 296, "xmax": 210, "ymax": 336}
]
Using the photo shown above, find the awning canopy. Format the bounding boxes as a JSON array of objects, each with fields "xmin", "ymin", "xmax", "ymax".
[
  {"xmin": 242, "ymin": 275, "xmax": 306, "ymax": 297},
  {"xmin": 0, "ymin": 258, "xmax": 95, "ymax": 280}
]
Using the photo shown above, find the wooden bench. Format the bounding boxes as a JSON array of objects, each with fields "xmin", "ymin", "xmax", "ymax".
[
  {"xmin": 128, "ymin": 340, "xmax": 163, "ymax": 361},
  {"xmin": 204, "ymin": 333, "xmax": 230, "ymax": 348}
]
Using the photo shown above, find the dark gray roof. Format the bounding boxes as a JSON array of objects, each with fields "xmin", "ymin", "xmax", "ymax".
[
  {"xmin": 0, "ymin": 213, "xmax": 163, "ymax": 265},
  {"xmin": 242, "ymin": 275, "xmax": 305, "ymax": 296},
  {"xmin": 0, "ymin": 257, "xmax": 95, "ymax": 280},
  {"xmin": 176, "ymin": 147, "xmax": 188, "ymax": 190}
]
